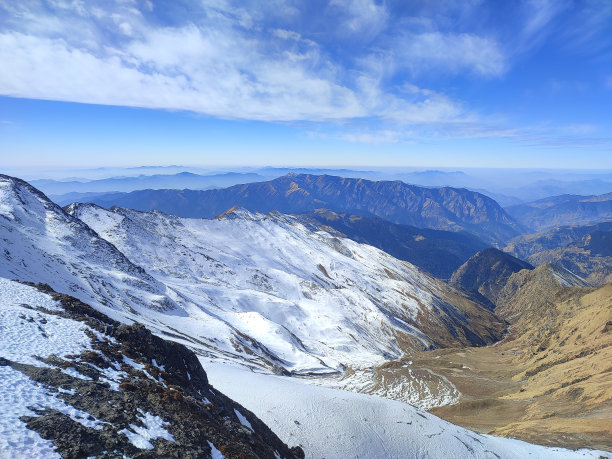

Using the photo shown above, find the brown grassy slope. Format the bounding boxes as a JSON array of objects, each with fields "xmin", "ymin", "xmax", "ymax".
[{"xmin": 427, "ymin": 268, "xmax": 612, "ymax": 451}]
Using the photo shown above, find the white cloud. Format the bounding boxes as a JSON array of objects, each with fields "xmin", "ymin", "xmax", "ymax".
[
  {"xmin": 397, "ymin": 31, "xmax": 506, "ymax": 77},
  {"xmin": 0, "ymin": 0, "xmax": 490, "ymax": 128},
  {"xmin": 521, "ymin": 0, "xmax": 561, "ymax": 39},
  {"xmin": 0, "ymin": 30, "xmax": 369, "ymax": 121},
  {"xmin": 339, "ymin": 129, "xmax": 405, "ymax": 144},
  {"xmin": 272, "ymin": 28, "xmax": 301, "ymax": 41},
  {"xmin": 329, "ymin": 0, "xmax": 388, "ymax": 39}
]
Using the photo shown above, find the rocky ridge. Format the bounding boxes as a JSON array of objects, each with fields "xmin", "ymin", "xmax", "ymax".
[{"xmin": 450, "ymin": 248, "xmax": 534, "ymax": 307}]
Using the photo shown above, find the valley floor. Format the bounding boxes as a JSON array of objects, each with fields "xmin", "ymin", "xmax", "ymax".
[
  {"xmin": 423, "ymin": 344, "xmax": 612, "ymax": 451},
  {"xmin": 424, "ymin": 284, "xmax": 612, "ymax": 451}
]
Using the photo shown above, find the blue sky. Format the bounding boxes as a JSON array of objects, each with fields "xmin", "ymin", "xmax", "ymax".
[{"xmin": 1, "ymin": 0, "xmax": 611, "ymax": 170}]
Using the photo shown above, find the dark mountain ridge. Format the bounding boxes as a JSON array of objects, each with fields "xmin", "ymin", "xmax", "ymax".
[
  {"xmin": 82, "ymin": 173, "xmax": 522, "ymax": 244},
  {"xmin": 450, "ymin": 248, "xmax": 534, "ymax": 307}
]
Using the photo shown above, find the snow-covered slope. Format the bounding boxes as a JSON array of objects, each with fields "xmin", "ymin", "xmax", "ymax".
[
  {"xmin": 2, "ymin": 275, "xmax": 605, "ymax": 458},
  {"xmin": 204, "ymin": 361, "xmax": 610, "ymax": 459},
  {"xmin": 0, "ymin": 175, "xmax": 176, "ymax": 314},
  {"xmin": 69, "ymin": 203, "xmax": 504, "ymax": 375},
  {"xmin": 1, "ymin": 175, "xmax": 504, "ymax": 408},
  {"xmin": 2, "ymin": 175, "xmax": 609, "ymax": 456}
]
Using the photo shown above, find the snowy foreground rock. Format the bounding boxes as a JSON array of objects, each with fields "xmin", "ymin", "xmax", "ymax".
[{"xmin": 0, "ymin": 278, "xmax": 302, "ymax": 458}]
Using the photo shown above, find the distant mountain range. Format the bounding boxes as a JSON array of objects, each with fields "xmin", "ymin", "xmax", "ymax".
[
  {"xmin": 300, "ymin": 209, "xmax": 489, "ymax": 279},
  {"xmin": 44, "ymin": 172, "xmax": 612, "ymax": 249},
  {"xmin": 75, "ymin": 173, "xmax": 522, "ymax": 244},
  {"xmin": 34, "ymin": 171, "xmax": 266, "ymax": 195},
  {"xmin": 21, "ymin": 165, "xmax": 612, "ymax": 203},
  {"xmin": 506, "ymin": 221, "xmax": 612, "ymax": 285},
  {"xmin": 505, "ymin": 192, "xmax": 612, "ymax": 232},
  {"xmin": 499, "ymin": 179, "xmax": 612, "ymax": 202}
]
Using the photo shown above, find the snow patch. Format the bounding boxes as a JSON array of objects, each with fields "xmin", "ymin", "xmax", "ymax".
[
  {"xmin": 0, "ymin": 366, "xmax": 109, "ymax": 458},
  {"xmin": 118, "ymin": 409, "xmax": 174, "ymax": 450},
  {"xmin": 122, "ymin": 355, "xmax": 145, "ymax": 372},
  {"xmin": 207, "ymin": 440, "xmax": 225, "ymax": 459},
  {"xmin": 234, "ymin": 408, "xmax": 253, "ymax": 431},
  {"xmin": 204, "ymin": 361, "xmax": 610, "ymax": 459}
]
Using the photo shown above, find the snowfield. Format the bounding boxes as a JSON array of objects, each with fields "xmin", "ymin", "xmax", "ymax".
[{"xmin": 203, "ymin": 361, "xmax": 611, "ymax": 459}]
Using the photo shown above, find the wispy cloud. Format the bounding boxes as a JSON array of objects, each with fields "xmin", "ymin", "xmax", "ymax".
[
  {"xmin": 328, "ymin": 0, "xmax": 389, "ymax": 40},
  {"xmin": 0, "ymin": 0, "xmax": 609, "ymax": 148},
  {"xmin": 0, "ymin": 0, "xmax": 488, "ymax": 125},
  {"xmin": 397, "ymin": 31, "xmax": 506, "ymax": 76}
]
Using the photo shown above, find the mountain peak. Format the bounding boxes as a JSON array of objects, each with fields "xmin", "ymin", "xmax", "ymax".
[
  {"xmin": 0, "ymin": 175, "xmax": 176, "ymax": 314},
  {"xmin": 0, "ymin": 174, "xmax": 62, "ymax": 217},
  {"xmin": 215, "ymin": 206, "xmax": 258, "ymax": 220},
  {"xmin": 450, "ymin": 248, "xmax": 533, "ymax": 307}
]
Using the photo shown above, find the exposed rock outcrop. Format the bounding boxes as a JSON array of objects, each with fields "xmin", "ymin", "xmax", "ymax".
[{"xmin": 1, "ymin": 280, "xmax": 303, "ymax": 458}]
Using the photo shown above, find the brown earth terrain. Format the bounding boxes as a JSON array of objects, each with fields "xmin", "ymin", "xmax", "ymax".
[
  {"xmin": 429, "ymin": 279, "xmax": 612, "ymax": 451},
  {"xmin": 367, "ymin": 267, "xmax": 611, "ymax": 451}
]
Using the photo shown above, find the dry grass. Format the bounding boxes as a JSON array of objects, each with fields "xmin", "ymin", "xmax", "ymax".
[
  {"xmin": 365, "ymin": 283, "xmax": 612, "ymax": 451},
  {"xmin": 425, "ymin": 283, "xmax": 612, "ymax": 451}
]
